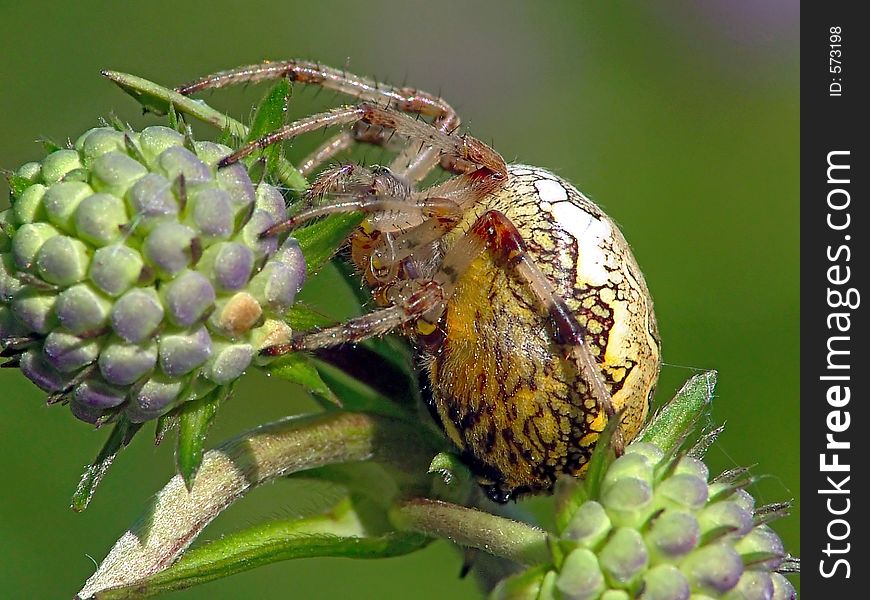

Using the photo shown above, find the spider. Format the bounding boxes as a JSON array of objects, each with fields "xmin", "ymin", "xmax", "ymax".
[{"xmin": 177, "ymin": 60, "xmax": 662, "ymax": 503}]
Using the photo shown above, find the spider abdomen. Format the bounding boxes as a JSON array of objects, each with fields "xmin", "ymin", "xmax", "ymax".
[{"xmin": 427, "ymin": 165, "xmax": 661, "ymax": 502}]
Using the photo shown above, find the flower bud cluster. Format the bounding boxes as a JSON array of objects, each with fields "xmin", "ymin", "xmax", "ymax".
[
  {"xmin": 1, "ymin": 126, "xmax": 304, "ymax": 423},
  {"xmin": 494, "ymin": 443, "xmax": 797, "ymax": 600}
]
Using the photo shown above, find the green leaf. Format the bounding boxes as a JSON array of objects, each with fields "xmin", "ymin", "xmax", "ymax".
[
  {"xmin": 71, "ymin": 417, "xmax": 142, "ymax": 512},
  {"xmin": 244, "ymin": 80, "xmax": 290, "ymax": 180},
  {"xmin": 285, "ymin": 302, "xmax": 335, "ymax": 330},
  {"xmin": 637, "ymin": 370, "xmax": 717, "ymax": 454},
  {"xmin": 6, "ymin": 173, "xmax": 31, "ymax": 200},
  {"xmin": 176, "ymin": 386, "xmax": 228, "ymax": 490},
  {"xmin": 294, "ymin": 212, "xmax": 365, "ymax": 273},
  {"xmin": 266, "ymin": 352, "xmax": 340, "ymax": 407},
  {"xmin": 90, "ymin": 498, "xmax": 428, "ymax": 599}
]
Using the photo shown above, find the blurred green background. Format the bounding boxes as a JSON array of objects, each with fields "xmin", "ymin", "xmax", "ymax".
[{"xmin": 0, "ymin": 1, "xmax": 798, "ymax": 597}]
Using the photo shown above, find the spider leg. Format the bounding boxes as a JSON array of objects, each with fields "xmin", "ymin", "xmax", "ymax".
[
  {"xmin": 177, "ymin": 60, "xmax": 460, "ymax": 182},
  {"xmin": 298, "ymin": 121, "xmax": 408, "ymax": 177},
  {"xmin": 262, "ymin": 280, "xmax": 445, "ymax": 356},
  {"xmin": 220, "ymin": 104, "xmax": 506, "ymax": 182}
]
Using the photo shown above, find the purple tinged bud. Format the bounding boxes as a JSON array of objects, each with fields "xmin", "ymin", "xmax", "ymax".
[
  {"xmin": 36, "ymin": 235, "xmax": 90, "ymax": 286},
  {"xmin": 127, "ymin": 374, "xmax": 186, "ymax": 422},
  {"xmin": 76, "ymin": 128, "xmax": 126, "ymax": 165},
  {"xmin": 255, "ymin": 183, "xmax": 288, "ymax": 223},
  {"xmin": 203, "ymin": 342, "xmax": 253, "ymax": 385},
  {"xmin": 603, "ymin": 452, "xmax": 654, "ymax": 489},
  {"xmin": 55, "ymin": 283, "xmax": 112, "ymax": 335},
  {"xmin": 734, "ymin": 525, "xmax": 785, "ymax": 571},
  {"xmin": 40, "ymin": 149, "xmax": 82, "ymax": 184},
  {"xmin": 69, "ymin": 399, "xmax": 105, "ymax": 424},
  {"xmin": 699, "ymin": 501, "xmax": 753, "ymax": 539},
  {"xmin": 601, "ymin": 477, "xmax": 653, "ymax": 521},
  {"xmin": 239, "ymin": 209, "xmax": 278, "ymax": 259},
  {"xmin": 11, "ymin": 290, "xmax": 57, "ymax": 333},
  {"xmin": 724, "ymin": 571, "xmax": 773, "ymax": 600},
  {"xmin": 42, "ymin": 182, "xmax": 93, "ymax": 233},
  {"xmin": 143, "ymin": 222, "xmax": 196, "ymax": 278},
  {"xmin": 205, "ymin": 242, "xmax": 255, "ymax": 291},
  {"xmin": 89, "ymin": 244, "xmax": 144, "ymax": 297},
  {"xmin": 99, "ymin": 338, "xmax": 158, "ymax": 386},
  {"xmin": 682, "ymin": 543, "xmax": 744, "ymax": 594},
  {"xmin": 646, "ymin": 510, "xmax": 700, "ymax": 558},
  {"xmin": 20, "ymin": 349, "xmax": 69, "ymax": 392},
  {"xmin": 640, "ymin": 565, "xmax": 690, "ymax": 600},
  {"xmin": 563, "ymin": 500, "xmax": 611, "ymax": 548},
  {"xmin": 91, "ymin": 151, "xmax": 149, "ymax": 196},
  {"xmin": 248, "ymin": 261, "xmax": 304, "ymax": 313},
  {"xmin": 192, "ymin": 141, "xmax": 233, "ymax": 167},
  {"xmin": 43, "ymin": 330, "xmax": 100, "ymax": 373},
  {"xmin": 158, "ymin": 146, "xmax": 212, "ymax": 185},
  {"xmin": 162, "ymin": 270, "xmax": 216, "ymax": 327},
  {"xmin": 674, "ymin": 456, "xmax": 709, "ymax": 481},
  {"xmin": 11, "ymin": 222, "xmax": 59, "ymax": 271},
  {"xmin": 656, "ymin": 474, "xmax": 709, "ymax": 510},
  {"xmin": 111, "ymin": 288, "xmax": 164, "ymax": 343},
  {"xmin": 137, "ymin": 126, "xmax": 185, "ymax": 164},
  {"xmin": 730, "ymin": 488, "xmax": 756, "ymax": 513},
  {"xmin": 624, "ymin": 442, "xmax": 665, "ymax": 467},
  {"xmin": 770, "ymin": 573, "xmax": 797, "ymax": 600},
  {"xmin": 158, "ymin": 325, "xmax": 212, "ymax": 377},
  {"xmin": 598, "ymin": 527, "xmax": 648, "ymax": 586},
  {"xmin": 14, "ymin": 183, "xmax": 47, "ymax": 224},
  {"xmin": 74, "ymin": 193, "xmax": 128, "ymax": 246},
  {"xmin": 188, "ymin": 187, "xmax": 234, "ymax": 239},
  {"xmin": 73, "ymin": 377, "xmax": 127, "ymax": 409},
  {"xmin": 127, "ymin": 173, "xmax": 179, "ymax": 233},
  {"xmin": 555, "ymin": 549, "xmax": 605, "ymax": 600},
  {"xmin": 217, "ymin": 162, "xmax": 256, "ymax": 211}
]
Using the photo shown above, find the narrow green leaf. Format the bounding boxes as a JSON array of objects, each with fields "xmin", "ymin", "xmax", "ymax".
[
  {"xmin": 294, "ymin": 212, "xmax": 365, "ymax": 273},
  {"xmin": 285, "ymin": 302, "xmax": 334, "ymax": 330},
  {"xmin": 91, "ymin": 500, "xmax": 428, "ymax": 599},
  {"xmin": 71, "ymin": 417, "xmax": 142, "ymax": 512},
  {"xmin": 39, "ymin": 137, "xmax": 63, "ymax": 153},
  {"xmin": 166, "ymin": 102, "xmax": 180, "ymax": 132},
  {"xmin": 6, "ymin": 174, "xmax": 31, "ymax": 200},
  {"xmin": 637, "ymin": 370, "xmax": 717, "ymax": 454},
  {"xmin": 176, "ymin": 386, "xmax": 228, "ymax": 490},
  {"xmin": 244, "ymin": 80, "xmax": 291, "ymax": 181},
  {"xmin": 266, "ymin": 352, "xmax": 340, "ymax": 406}
]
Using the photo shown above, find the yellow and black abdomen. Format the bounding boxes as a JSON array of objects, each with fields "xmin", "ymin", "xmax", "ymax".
[{"xmin": 426, "ymin": 165, "xmax": 660, "ymax": 501}]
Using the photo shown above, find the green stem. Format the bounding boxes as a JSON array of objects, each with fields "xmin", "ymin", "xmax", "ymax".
[
  {"xmin": 390, "ymin": 498, "xmax": 553, "ymax": 567},
  {"xmin": 88, "ymin": 498, "xmax": 428, "ymax": 599},
  {"xmin": 77, "ymin": 412, "xmax": 429, "ymax": 599}
]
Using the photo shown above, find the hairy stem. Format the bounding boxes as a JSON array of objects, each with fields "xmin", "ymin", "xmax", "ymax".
[
  {"xmin": 390, "ymin": 498, "xmax": 553, "ymax": 567},
  {"xmin": 78, "ymin": 412, "xmax": 429, "ymax": 599}
]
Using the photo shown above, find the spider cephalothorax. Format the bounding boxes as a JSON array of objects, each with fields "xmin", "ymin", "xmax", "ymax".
[{"xmin": 178, "ymin": 60, "xmax": 661, "ymax": 502}]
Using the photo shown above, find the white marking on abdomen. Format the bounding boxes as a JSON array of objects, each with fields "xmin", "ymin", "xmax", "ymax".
[
  {"xmin": 534, "ymin": 179, "xmax": 569, "ymax": 203},
  {"xmin": 551, "ymin": 201, "xmax": 612, "ymax": 286}
]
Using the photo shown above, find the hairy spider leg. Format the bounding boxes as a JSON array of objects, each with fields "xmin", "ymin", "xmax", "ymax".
[{"xmin": 177, "ymin": 59, "xmax": 460, "ymax": 182}]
